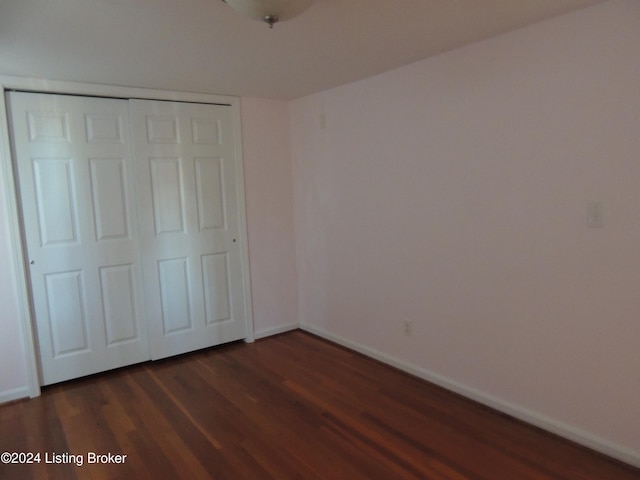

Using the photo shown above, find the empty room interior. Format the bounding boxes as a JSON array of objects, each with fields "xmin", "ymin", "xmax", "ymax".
[{"xmin": 0, "ymin": 0, "xmax": 639, "ymax": 478}]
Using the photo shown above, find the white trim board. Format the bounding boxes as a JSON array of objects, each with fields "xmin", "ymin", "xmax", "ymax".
[
  {"xmin": 0, "ymin": 74, "xmax": 254, "ymax": 399},
  {"xmin": 0, "ymin": 386, "xmax": 32, "ymax": 405},
  {"xmin": 254, "ymin": 323, "xmax": 299, "ymax": 340},
  {"xmin": 0, "ymin": 86, "xmax": 41, "ymax": 399},
  {"xmin": 300, "ymin": 323, "xmax": 640, "ymax": 470},
  {"xmin": 0, "ymin": 75, "xmax": 236, "ymax": 105}
]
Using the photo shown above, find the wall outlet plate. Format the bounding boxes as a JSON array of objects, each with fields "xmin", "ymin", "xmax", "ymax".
[
  {"xmin": 403, "ymin": 319, "xmax": 413, "ymax": 336},
  {"xmin": 587, "ymin": 201, "xmax": 604, "ymax": 228}
]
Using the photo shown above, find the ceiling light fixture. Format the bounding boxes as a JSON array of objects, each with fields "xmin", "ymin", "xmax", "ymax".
[{"xmin": 221, "ymin": 0, "xmax": 314, "ymax": 28}]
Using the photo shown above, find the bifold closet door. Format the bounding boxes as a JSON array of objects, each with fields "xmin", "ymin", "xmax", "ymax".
[
  {"xmin": 8, "ymin": 92, "xmax": 150, "ymax": 385},
  {"xmin": 129, "ymin": 99, "xmax": 248, "ymax": 360}
]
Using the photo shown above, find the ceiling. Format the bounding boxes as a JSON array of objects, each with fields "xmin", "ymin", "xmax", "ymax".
[{"xmin": 0, "ymin": 0, "xmax": 607, "ymax": 100}]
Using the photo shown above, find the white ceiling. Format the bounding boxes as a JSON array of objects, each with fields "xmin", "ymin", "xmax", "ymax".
[{"xmin": 0, "ymin": 0, "xmax": 607, "ymax": 100}]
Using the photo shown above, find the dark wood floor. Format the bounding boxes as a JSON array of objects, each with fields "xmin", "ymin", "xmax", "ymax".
[{"xmin": 1, "ymin": 330, "xmax": 638, "ymax": 480}]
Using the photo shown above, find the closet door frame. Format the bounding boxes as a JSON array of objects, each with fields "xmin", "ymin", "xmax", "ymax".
[{"xmin": 0, "ymin": 75, "xmax": 254, "ymax": 398}]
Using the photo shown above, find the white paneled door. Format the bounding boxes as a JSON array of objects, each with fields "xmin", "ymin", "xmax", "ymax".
[
  {"xmin": 130, "ymin": 99, "xmax": 248, "ymax": 360},
  {"xmin": 8, "ymin": 92, "xmax": 249, "ymax": 385},
  {"xmin": 8, "ymin": 92, "xmax": 149, "ymax": 385}
]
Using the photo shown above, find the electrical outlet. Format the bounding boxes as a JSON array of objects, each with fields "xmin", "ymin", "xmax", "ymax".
[
  {"xmin": 319, "ymin": 113, "xmax": 327, "ymax": 129},
  {"xmin": 587, "ymin": 201, "xmax": 604, "ymax": 228},
  {"xmin": 403, "ymin": 319, "xmax": 413, "ymax": 336}
]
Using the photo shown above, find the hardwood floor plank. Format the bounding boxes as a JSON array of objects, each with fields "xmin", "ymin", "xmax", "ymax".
[
  {"xmin": 13, "ymin": 394, "xmax": 78, "ymax": 480},
  {"xmin": 0, "ymin": 330, "xmax": 638, "ymax": 479}
]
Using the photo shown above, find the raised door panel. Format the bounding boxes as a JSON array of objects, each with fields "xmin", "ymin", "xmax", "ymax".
[
  {"xmin": 158, "ymin": 257, "xmax": 193, "ymax": 334},
  {"xmin": 89, "ymin": 157, "xmax": 130, "ymax": 241},
  {"xmin": 32, "ymin": 157, "xmax": 80, "ymax": 246},
  {"xmin": 27, "ymin": 111, "xmax": 70, "ymax": 142},
  {"xmin": 195, "ymin": 157, "xmax": 226, "ymax": 231},
  {"xmin": 146, "ymin": 115, "xmax": 180, "ymax": 144},
  {"xmin": 150, "ymin": 157, "xmax": 186, "ymax": 235},
  {"xmin": 99, "ymin": 264, "xmax": 140, "ymax": 345},
  {"xmin": 202, "ymin": 253, "xmax": 231, "ymax": 325},
  {"xmin": 85, "ymin": 113, "xmax": 124, "ymax": 144},
  {"xmin": 44, "ymin": 270, "xmax": 89, "ymax": 356}
]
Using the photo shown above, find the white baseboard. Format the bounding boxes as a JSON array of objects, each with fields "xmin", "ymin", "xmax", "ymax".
[
  {"xmin": 0, "ymin": 386, "xmax": 30, "ymax": 405},
  {"xmin": 254, "ymin": 323, "xmax": 299, "ymax": 340},
  {"xmin": 300, "ymin": 323, "xmax": 640, "ymax": 470}
]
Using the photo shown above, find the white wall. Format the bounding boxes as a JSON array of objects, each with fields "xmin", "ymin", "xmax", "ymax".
[
  {"xmin": 290, "ymin": 0, "xmax": 640, "ymax": 465},
  {"xmin": 241, "ymin": 98, "xmax": 298, "ymax": 338}
]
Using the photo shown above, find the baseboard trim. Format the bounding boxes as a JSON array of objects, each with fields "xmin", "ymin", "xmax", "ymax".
[
  {"xmin": 254, "ymin": 323, "xmax": 299, "ymax": 340},
  {"xmin": 0, "ymin": 386, "xmax": 30, "ymax": 405},
  {"xmin": 300, "ymin": 323, "xmax": 640, "ymax": 469}
]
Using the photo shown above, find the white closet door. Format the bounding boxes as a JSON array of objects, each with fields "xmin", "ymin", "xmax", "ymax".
[
  {"xmin": 8, "ymin": 92, "xmax": 149, "ymax": 385},
  {"xmin": 129, "ymin": 99, "xmax": 248, "ymax": 360}
]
